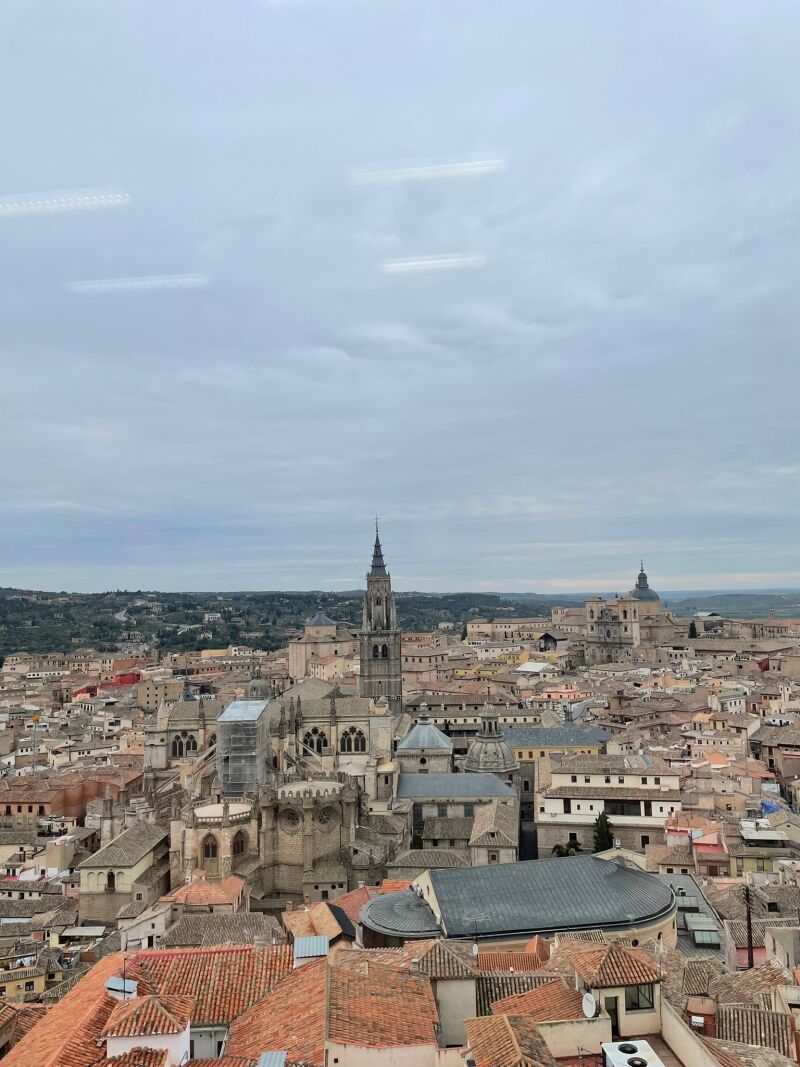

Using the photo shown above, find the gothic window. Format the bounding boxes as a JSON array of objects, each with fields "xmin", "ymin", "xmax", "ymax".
[
  {"xmin": 375, "ymin": 596, "xmax": 382, "ymax": 605},
  {"xmin": 303, "ymin": 728, "xmax": 328, "ymax": 754},
  {"xmin": 232, "ymin": 830, "xmax": 248, "ymax": 857},
  {"xmin": 372, "ymin": 644, "xmax": 379, "ymax": 658},
  {"xmin": 203, "ymin": 836, "xmax": 218, "ymax": 859},
  {"xmin": 340, "ymin": 727, "xmax": 366, "ymax": 753},
  {"xmin": 589, "ymin": 609, "xmax": 594, "ymax": 619},
  {"xmin": 381, "ymin": 644, "xmax": 388, "ymax": 658},
  {"xmin": 185, "ymin": 734, "xmax": 197, "ymax": 753},
  {"xmin": 171, "ymin": 736, "xmax": 184, "ymax": 758}
]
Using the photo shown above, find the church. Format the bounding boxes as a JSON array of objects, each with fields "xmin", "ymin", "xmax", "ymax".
[
  {"xmin": 168, "ymin": 526, "xmax": 406, "ymax": 901},
  {"xmin": 583, "ymin": 562, "xmax": 676, "ymax": 664}
]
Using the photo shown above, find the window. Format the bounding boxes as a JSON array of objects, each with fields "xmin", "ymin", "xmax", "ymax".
[
  {"xmin": 569, "ymin": 833, "xmax": 578, "ymax": 843},
  {"xmin": 464, "ymin": 804, "xmax": 475, "ymax": 818},
  {"xmin": 437, "ymin": 804, "xmax": 447, "ymax": 817},
  {"xmin": 584, "ymin": 776, "xmax": 590, "ymax": 783},
  {"xmin": 604, "ymin": 776, "xmax": 611, "ymax": 784},
  {"xmin": 654, "ymin": 777, "xmax": 660, "ymax": 785},
  {"xmin": 618, "ymin": 776, "xmax": 624, "ymax": 783},
  {"xmin": 24, "ymin": 981, "xmax": 34, "ymax": 993},
  {"xmin": 522, "ymin": 781, "xmax": 530, "ymax": 791},
  {"xmin": 641, "ymin": 835, "xmax": 650, "ymax": 848},
  {"xmin": 624, "ymin": 983, "xmax": 654, "ymax": 1011},
  {"xmin": 488, "ymin": 851, "xmax": 499, "ymax": 863},
  {"xmin": 641, "ymin": 776, "xmax": 647, "ymax": 785},
  {"xmin": 571, "ymin": 775, "xmax": 577, "ymax": 783}
]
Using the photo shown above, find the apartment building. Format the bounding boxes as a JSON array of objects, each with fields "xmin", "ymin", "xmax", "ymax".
[{"xmin": 535, "ymin": 753, "xmax": 682, "ymax": 855}]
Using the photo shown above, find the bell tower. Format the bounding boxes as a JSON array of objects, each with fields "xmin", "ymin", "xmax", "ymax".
[{"xmin": 357, "ymin": 522, "xmax": 402, "ymax": 710}]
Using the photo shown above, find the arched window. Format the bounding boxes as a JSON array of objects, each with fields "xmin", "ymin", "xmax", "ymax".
[
  {"xmin": 171, "ymin": 736, "xmax": 184, "ymax": 758},
  {"xmin": 381, "ymin": 644, "xmax": 388, "ymax": 658},
  {"xmin": 623, "ymin": 610, "xmax": 628, "ymax": 620},
  {"xmin": 232, "ymin": 830, "xmax": 248, "ymax": 857},
  {"xmin": 340, "ymin": 727, "xmax": 366, "ymax": 753},
  {"xmin": 106, "ymin": 871, "xmax": 116, "ymax": 892},
  {"xmin": 372, "ymin": 644, "xmax": 379, "ymax": 658},
  {"xmin": 185, "ymin": 734, "xmax": 197, "ymax": 753},
  {"xmin": 202, "ymin": 834, "xmax": 219, "ymax": 875},
  {"xmin": 303, "ymin": 728, "xmax": 328, "ymax": 754},
  {"xmin": 208, "ymin": 733, "xmax": 216, "ymax": 747},
  {"xmin": 375, "ymin": 596, "xmax": 382, "ymax": 605}
]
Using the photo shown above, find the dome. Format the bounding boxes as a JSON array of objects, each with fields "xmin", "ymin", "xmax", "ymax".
[
  {"xmin": 464, "ymin": 702, "xmax": 518, "ymax": 775},
  {"xmin": 630, "ymin": 561, "xmax": 660, "ymax": 602},
  {"xmin": 245, "ymin": 677, "xmax": 271, "ymax": 700},
  {"xmin": 397, "ymin": 704, "xmax": 453, "ymax": 752}
]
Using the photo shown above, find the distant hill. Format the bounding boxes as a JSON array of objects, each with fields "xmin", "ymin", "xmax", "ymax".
[{"xmin": 2, "ymin": 584, "xmax": 799, "ymax": 660}]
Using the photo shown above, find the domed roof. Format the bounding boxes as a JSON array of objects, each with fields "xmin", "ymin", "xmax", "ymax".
[
  {"xmin": 630, "ymin": 561, "xmax": 660, "ymax": 602},
  {"xmin": 245, "ymin": 677, "xmax": 270, "ymax": 699},
  {"xmin": 397, "ymin": 705, "xmax": 453, "ymax": 752},
  {"xmin": 464, "ymin": 702, "xmax": 518, "ymax": 775}
]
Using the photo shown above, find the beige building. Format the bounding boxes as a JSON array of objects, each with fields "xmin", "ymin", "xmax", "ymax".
[
  {"xmin": 78, "ymin": 821, "xmax": 170, "ymax": 923},
  {"xmin": 288, "ymin": 614, "xmax": 358, "ymax": 682},
  {"xmin": 536, "ymin": 753, "xmax": 682, "ymax": 854}
]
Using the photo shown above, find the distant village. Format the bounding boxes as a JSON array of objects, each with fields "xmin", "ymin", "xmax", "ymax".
[{"xmin": 1, "ymin": 533, "xmax": 800, "ymax": 1067}]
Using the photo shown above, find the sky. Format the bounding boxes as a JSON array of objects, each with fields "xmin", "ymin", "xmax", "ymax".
[{"xmin": 2, "ymin": 0, "xmax": 800, "ymax": 594}]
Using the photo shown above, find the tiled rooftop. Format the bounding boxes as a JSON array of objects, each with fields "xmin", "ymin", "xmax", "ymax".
[
  {"xmin": 465, "ymin": 1014, "xmax": 558, "ymax": 1067},
  {"xmin": 490, "ymin": 977, "xmax": 587, "ymax": 1021},
  {"xmin": 568, "ymin": 941, "xmax": 662, "ymax": 988}
]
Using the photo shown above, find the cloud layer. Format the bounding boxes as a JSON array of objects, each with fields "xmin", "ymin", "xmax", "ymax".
[{"xmin": 1, "ymin": 0, "xmax": 798, "ymax": 591}]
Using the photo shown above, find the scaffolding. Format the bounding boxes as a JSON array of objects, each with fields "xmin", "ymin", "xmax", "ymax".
[{"xmin": 216, "ymin": 699, "xmax": 271, "ymax": 797}]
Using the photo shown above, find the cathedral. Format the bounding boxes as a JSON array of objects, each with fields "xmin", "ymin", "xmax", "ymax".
[{"xmin": 166, "ymin": 526, "xmax": 406, "ymax": 901}]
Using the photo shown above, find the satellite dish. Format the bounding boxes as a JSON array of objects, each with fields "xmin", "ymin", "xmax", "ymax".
[{"xmin": 582, "ymin": 992, "xmax": 596, "ymax": 1019}]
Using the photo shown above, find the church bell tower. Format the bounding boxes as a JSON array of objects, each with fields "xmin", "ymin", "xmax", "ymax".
[{"xmin": 357, "ymin": 523, "xmax": 402, "ymax": 710}]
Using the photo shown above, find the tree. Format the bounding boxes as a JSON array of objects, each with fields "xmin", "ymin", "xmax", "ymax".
[
  {"xmin": 688, "ymin": 620, "xmax": 698, "ymax": 639},
  {"xmin": 551, "ymin": 841, "xmax": 582, "ymax": 857},
  {"xmin": 593, "ymin": 812, "xmax": 614, "ymax": 853}
]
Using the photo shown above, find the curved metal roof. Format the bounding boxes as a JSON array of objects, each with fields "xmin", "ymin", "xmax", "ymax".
[
  {"xmin": 361, "ymin": 856, "xmax": 675, "ymax": 941},
  {"xmin": 359, "ymin": 889, "xmax": 440, "ymax": 938}
]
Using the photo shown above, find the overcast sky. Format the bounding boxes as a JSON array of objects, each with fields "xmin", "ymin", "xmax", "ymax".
[{"xmin": 2, "ymin": 1, "xmax": 799, "ymax": 594}]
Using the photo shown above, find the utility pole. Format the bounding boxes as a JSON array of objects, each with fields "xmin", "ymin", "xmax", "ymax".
[{"xmin": 745, "ymin": 883, "xmax": 755, "ymax": 969}]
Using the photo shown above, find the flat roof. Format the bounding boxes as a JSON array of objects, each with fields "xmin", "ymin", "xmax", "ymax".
[{"xmin": 218, "ymin": 699, "xmax": 268, "ymax": 722}]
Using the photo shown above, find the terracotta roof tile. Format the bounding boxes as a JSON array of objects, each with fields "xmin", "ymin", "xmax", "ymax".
[
  {"xmin": 716, "ymin": 1005, "xmax": 795, "ymax": 1060},
  {"xmin": 478, "ymin": 951, "xmax": 546, "ymax": 974},
  {"xmin": 160, "ymin": 875, "xmax": 244, "ymax": 907},
  {"xmin": 3, "ymin": 945, "xmax": 294, "ymax": 1067},
  {"xmin": 330, "ymin": 885, "xmax": 371, "ymax": 924},
  {"xmin": 101, "ymin": 994, "xmax": 194, "ymax": 1039},
  {"xmin": 490, "ymin": 978, "xmax": 586, "ymax": 1021},
  {"xmin": 568, "ymin": 942, "xmax": 661, "ymax": 988},
  {"xmin": 465, "ymin": 1015, "xmax": 558, "ymax": 1067},
  {"xmin": 225, "ymin": 957, "xmax": 327, "ymax": 1066},
  {"xmin": 327, "ymin": 961, "xmax": 439, "ymax": 1048},
  {"xmin": 128, "ymin": 945, "xmax": 293, "ymax": 1027},
  {"xmin": 106, "ymin": 1052, "xmax": 169, "ymax": 1067}
]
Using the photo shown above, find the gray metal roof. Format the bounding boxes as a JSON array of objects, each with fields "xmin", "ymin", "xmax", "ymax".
[
  {"xmin": 359, "ymin": 889, "xmax": 441, "ymax": 938},
  {"xmin": 395, "ymin": 773, "xmax": 513, "ymax": 799},
  {"xmin": 503, "ymin": 725, "xmax": 611, "ymax": 747},
  {"xmin": 307, "ymin": 613, "xmax": 337, "ymax": 626},
  {"xmin": 218, "ymin": 699, "xmax": 268, "ymax": 722},
  {"xmin": 293, "ymin": 934, "xmax": 330, "ymax": 958},
  {"xmin": 258, "ymin": 1054, "xmax": 287, "ymax": 1067},
  {"xmin": 396, "ymin": 721, "xmax": 453, "ymax": 751},
  {"xmin": 364, "ymin": 856, "xmax": 675, "ymax": 941}
]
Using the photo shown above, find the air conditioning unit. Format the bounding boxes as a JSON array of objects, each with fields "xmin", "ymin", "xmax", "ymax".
[{"xmin": 601, "ymin": 1040, "xmax": 666, "ymax": 1067}]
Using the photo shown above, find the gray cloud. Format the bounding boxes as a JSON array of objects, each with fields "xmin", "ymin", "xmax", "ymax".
[{"xmin": 1, "ymin": 0, "xmax": 799, "ymax": 592}]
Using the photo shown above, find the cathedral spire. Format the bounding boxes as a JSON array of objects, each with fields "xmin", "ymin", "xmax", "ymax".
[{"xmin": 370, "ymin": 519, "xmax": 387, "ymax": 576}]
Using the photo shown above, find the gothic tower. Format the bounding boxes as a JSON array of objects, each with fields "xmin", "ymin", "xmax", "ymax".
[{"xmin": 357, "ymin": 523, "xmax": 402, "ymax": 710}]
